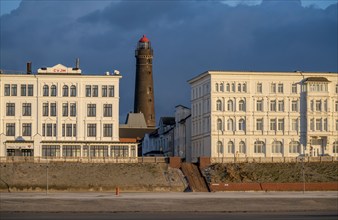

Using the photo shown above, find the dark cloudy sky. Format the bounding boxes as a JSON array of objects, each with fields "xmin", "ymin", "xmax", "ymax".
[{"xmin": 1, "ymin": 0, "xmax": 337, "ymax": 124}]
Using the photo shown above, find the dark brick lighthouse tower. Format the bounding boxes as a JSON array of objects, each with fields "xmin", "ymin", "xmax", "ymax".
[{"xmin": 134, "ymin": 35, "xmax": 156, "ymax": 127}]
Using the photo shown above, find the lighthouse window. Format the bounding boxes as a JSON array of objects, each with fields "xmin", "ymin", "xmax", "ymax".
[{"xmin": 149, "ymin": 99, "xmax": 152, "ymax": 102}]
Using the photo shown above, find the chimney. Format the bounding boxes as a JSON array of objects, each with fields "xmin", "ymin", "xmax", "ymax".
[
  {"xmin": 26, "ymin": 62, "xmax": 32, "ymax": 74},
  {"xmin": 75, "ymin": 58, "xmax": 80, "ymax": 69}
]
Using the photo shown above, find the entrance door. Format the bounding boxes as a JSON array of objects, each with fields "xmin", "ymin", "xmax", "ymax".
[{"xmin": 311, "ymin": 138, "xmax": 324, "ymax": 156}]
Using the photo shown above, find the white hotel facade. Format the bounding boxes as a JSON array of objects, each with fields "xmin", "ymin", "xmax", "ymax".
[
  {"xmin": 188, "ymin": 71, "xmax": 338, "ymax": 161},
  {"xmin": 0, "ymin": 64, "xmax": 137, "ymax": 159}
]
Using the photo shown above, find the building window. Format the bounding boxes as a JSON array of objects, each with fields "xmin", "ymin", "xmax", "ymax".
[
  {"xmin": 28, "ymin": 84, "xmax": 33, "ymax": 96},
  {"xmin": 70, "ymin": 103, "xmax": 76, "ymax": 117},
  {"xmin": 238, "ymin": 119, "xmax": 245, "ymax": 131},
  {"xmin": 237, "ymin": 83, "xmax": 241, "ymax": 92},
  {"xmin": 257, "ymin": 83, "xmax": 262, "ymax": 93},
  {"xmin": 70, "ymin": 85, "xmax": 76, "ymax": 97},
  {"xmin": 43, "ymin": 103, "xmax": 49, "ymax": 116},
  {"xmin": 227, "ymin": 100, "xmax": 234, "ymax": 111},
  {"xmin": 62, "ymin": 145, "xmax": 81, "ymax": 157},
  {"xmin": 216, "ymin": 100, "xmax": 222, "ymax": 111},
  {"xmin": 323, "ymin": 118, "xmax": 328, "ymax": 131},
  {"xmin": 22, "ymin": 103, "xmax": 31, "ymax": 116},
  {"xmin": 6, "ymin": 123, "xmax": 15, "ymax": 136},
  {"xmin": 289, "ymin": 141, "xmax": 300, "ymax": 153},
  {"xmin": 270, "ymin": 119, "xmax": 276, "ymax": 131},
  {"xmin": 43, "ymin": 123, "xmax": 56, "ymax": 137},
  {"xmin": 310, "ymin": 100, "xmax": 314, "ymax": 111},
  {"xmin": 333, "ymin": 142, "xmax": 338, "ymax": 154},
  {"xmin": 21, "ymin": 85, "xmax": 27, "ymax": 96},
  {"xmin": 270, "ymin": 100, "xmax": 276, "ymax": 111},
  {"xmin": 239, "ymin": 141, "xmax": 246, "ymax": 153},
  {"xmin": 292, "ymin": 83, "xmax": 297, "ymax": 94},
  {"xmin": 254, "ymin": 141, "xmax": 264, "ymax": 153},
  {"xmin": 51, "ymin": 85, "xmax": 57, "ymax": 96},
  {"xmin": 86, "ymin": 85, "xmax": 91, "ymax": 97},
  {"xmin": 336, "ymin": 84, "xmax": 338, "ymax": 94},
  {"xmin": 278, "ymin": 119, "xmax": 284, "ymax": 131},
  {"xmin": 220, "ymin": 83, "xmax": 224, "ymax": 92},
  {"xmin": 66, "ymin": 124, "xmax": 73, "ymax": 137},
  {"xmin": 335, "ymin": 119, "xmax": 338, "ymax": 131},
  {"xmin": 62, "ymin": 103, "xmax": 69, "ymax": 117},
  {"xmin": 256, "ymin": 100, "xmax": 263, "ymax": 111},
  {"xmin": 271, "ymin": 83, "xmax": 276, "ymax": 93},
  {"xmin": 11, "ymin": 84, "xmax": 17, "ymax": 96},
  {"xmin": 272, "ymin": 141, "xmax": 283, "ymax": 153},
  {"xmin": 102, "ymin": 85, "xmax": 107, "ymax": 97},
  {"xmin": 278, "ymin": 100, "xmax": 284, "ymax": 112},
  {"xmin": 6, "ymin": 103, "xmax": 15, "ymax": 116},
  {"xmin": 310, "ymin": 118, "xmax": 314, "ymax": 131},
  {"xmin": 4, "ymin": 84, "xmax": 10, "ymax": 96},
  {"xmin": 103, "ymin": 104, "xmax": 112, "ymax": 117},
  {"xmin": 227, "ymin": 141, "xmax": 234, "ymax": 154},
  {"xmin": 215, "ymin": 83, "xmax": 219, "ymax": 92},
  {"xmin": 217, "ymin": 141, "xmax": 223, "ymax": 154},
  {"xmin": 277, "ymin": 83, "xmax": 283, "ymax": 93},
  {"xmin": 226, "ymin": 83, "xmax": 230, "ymax": 92},
  {"xmin": 243, "ymin": 83, "xmax": 247, "ymax": 92},
  {"xmin": 42, "ymin": 145, "xmax": 60, "ymax": 157},
  {"xmin": 93, "ymin": 85, "xmax": 98, "ymax": 97},
  {"xmin": 217, "ymin": 119, "xmax": 223, "ymax": 131},
  {"xmin": 87, "ymin": 104, "xmax": 96, "ymax": 117},
  {"xmin": 22, "ymin": 123, "xmax": 32, "ymax": 136},
  {"xmin": 43, "ymin": 85, "xmax": 49, "ymax": 96},
  {"xmin": 239, "ymin": 100, "xmax": 245, "ymax": 111},
  {"xmin": 103, "ymin": 124, "xmax": 113, "ymax": 137},
  {"xmin": 50, "ymin": 103, "xmax": 57, "ymax": 116},
  {"xmin": 291, "ymin": 100, "xmax": 298, "ymax": 112},
  {"xmin": 315, "ymin": 100, "xmax": 321, "ymax": 111},
  {"xmin": 292, "ymin": 119, "xmax": 298, "ymax": 131},
  {"xmin": 108, "ymin": 85, "xmax": 114, "ymax": 97},
  {"xmin": 256, "ymin": 118, "xmax": 263, "ymax": 131},
  {"xmin": 315, "ymin": 119, "xmax": 322, "ymax": 131},
  {"xmin": 62, "ymin": 85, "xmax": 69, "ymax": 97},
  {"xmin": 227, "ymin": 119, "xmax": 234, "ymax": 131},
  {"xmin": 87, "ymin": 124, "xmax": 97, "ymax": 137},
  {"xmin": 324, "ymin": 100, "xmax": 328, "ymax": 112}
]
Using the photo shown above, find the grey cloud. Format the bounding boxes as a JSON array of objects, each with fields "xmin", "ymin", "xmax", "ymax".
[{"xmin": 1, "ymin": 1, "xmax": 337, "ymax": 123}]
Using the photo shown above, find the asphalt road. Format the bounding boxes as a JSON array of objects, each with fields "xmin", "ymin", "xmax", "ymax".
[{"xmin": 1, "ymin": 191, "xmax": 337, "ymax": 217}]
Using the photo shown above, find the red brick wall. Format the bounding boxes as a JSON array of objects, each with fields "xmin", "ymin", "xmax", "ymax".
[
  {"xmin": 169, "ymin": 157, "xmax": 182, "ymax": 169},
  {"xmin": 199, "ymin": 157, "xmax": 211, "ymax": 169},
  {"xmin": 209, "ymin": 182, "xmax": 338, "ymax": 191}
]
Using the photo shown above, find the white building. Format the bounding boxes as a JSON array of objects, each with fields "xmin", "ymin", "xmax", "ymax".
[
  {"xmin": 188, "ymin": 71, "xmax": 338, "ymax": 162},
  {"xmin": 0, "ymin": 63, "xmax": 138, "ymax": 159}
]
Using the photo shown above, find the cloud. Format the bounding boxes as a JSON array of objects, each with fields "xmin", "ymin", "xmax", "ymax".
[{"xmin": 1, "ymin": 1, "xmax": 337, "ymax": 123}]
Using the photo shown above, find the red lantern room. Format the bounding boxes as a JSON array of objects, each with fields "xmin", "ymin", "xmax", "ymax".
[{"xmin": 138, "ymin": 35, "xmax": 151, "ymax": 49}]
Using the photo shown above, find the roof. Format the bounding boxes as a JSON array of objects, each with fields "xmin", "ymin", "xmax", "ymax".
[
  {"xmin": 119, "ymin": 127, "xmax": 157, "ymax": 140},
  {"xmin": 304, "ymin": 77, "xmax": 331, "ymax": 83},
  {"xmin": 139, "ymin": 35, "xmax": 150, "ymax": 43},
  {"xmin": 121, "ymin": 113, "xmax": 148, "ymax": 128},
  {"xmin": 160, "ymin": 117, "xmax": 176, "ymax": 126}
]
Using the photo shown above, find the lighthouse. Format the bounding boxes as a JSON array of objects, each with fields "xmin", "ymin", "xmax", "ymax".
[{"xmin": 134, "ymin": 35, "xmax": 156, "ymax": 127}]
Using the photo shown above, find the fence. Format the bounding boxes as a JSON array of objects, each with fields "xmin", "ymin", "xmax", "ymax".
[
  {"xmin": 210, "ymin": 156, "xmax": 338, "ymax": 164},
  {"xmin": 0, "ymin": 156, "xmax": 167, "ymax": 164}
]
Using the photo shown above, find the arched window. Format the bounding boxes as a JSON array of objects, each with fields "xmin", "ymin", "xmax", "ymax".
[
  {"xmin": 227, "ymin": 141, "xmax": 234, "ymax": 154},
  {"xmin": 254, "ymin": 141, "xmax": 265, "ymax": 153},
  {"xmin": 243, "ymin": 83, "xmax": 247, "ymax": 92},
  {"xmin": 289, "ymin": 141, "xmax": 300, "ymax": 153},
  {"xmin": 333, "ymin": 141, "xmax": 338, "ymax": 154},
  {"xmin": 239, "ymin": 100, "xmax": 246, "ymax": 111},
  {"xmin": 216, "ymin": 100, "xmax": 222, "ymax": 111},
  {"xmin": 231, "ymin": 83, "xmax": 235, "ymax": 92},
  {"xmin": 227, "ymin": 100, "xmax": 234, "ymax": 111},
  {"xmin": 70, "ymin": 85, "xmax": 76, "ymax": 97},
  {"xmin": 215, "ymin": 83, "xmax": 219, "ymax": 92},
  {"xmin": 217, "ymin": 119, "xmax": 223, "ymax": 131},
  {"xmin": 226, "ymin": 83, "xmax": 230, "ymax": 92},
  {"xmin": 227, "ymin": 119, "xmax": 234, "ymax": 131},
  {"xmin": 62, "ymin": 85, "xmax": 69, "ymax": 97},
  {"xmin": 220, "ymin": 83, "xmax": 224, "ymax": 92},
  {"xmin": 43, "ymin": 85, "xmax": 49, "ymax": 96},
  {"xmin": 238, "ymin": 119, "xmax": 245, "ymax": 131},
  {"xmin": 238, "ymin": 83, "xmax": 241, "ymax": 92},
  {"xmin": 239, "ymin": 141, "xmax": 246, "ymax": 153},
  {"xmin": 272, "ymin": 141, "xmax": 283, "ymax": 154},
  {"xmin": 51, "ymin": 85, "xmax": 57, "ymax": 96},
  {"xmin": 217, "ymin": 141, "xmax": 223, "ymax": 154}
]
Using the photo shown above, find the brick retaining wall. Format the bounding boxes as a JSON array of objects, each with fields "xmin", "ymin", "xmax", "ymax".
[{"xmin": 210, "ymin": 182, "xmax": 338, "ymax": 191}]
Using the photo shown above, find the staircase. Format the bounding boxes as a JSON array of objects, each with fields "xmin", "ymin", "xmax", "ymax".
[{"xmin": 181, "ymin": 163, "xmax": 209, "ymax": 192}]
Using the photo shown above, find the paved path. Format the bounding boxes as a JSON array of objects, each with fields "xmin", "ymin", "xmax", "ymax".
[{"xmin": 1, "ymin": 192, "xmax": 337, "ymax": 212}]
